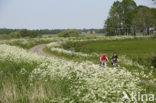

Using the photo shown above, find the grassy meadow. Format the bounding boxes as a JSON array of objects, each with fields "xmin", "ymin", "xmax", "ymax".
[
  {"xmin": 65, "ymin": 39, "xmax": 156, "ymax": 66},
  {"xmin": 0, "ymin": 35, "xmax": 156, "ymax": 103},
  {"xmin": 61, "ymin": 37, "xmax": 156, "ymax": 77}
]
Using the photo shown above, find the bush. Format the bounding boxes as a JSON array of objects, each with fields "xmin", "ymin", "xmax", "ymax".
[
  {"xmin": 58, "ymin": 30, "xmax": 79, "ymax": 37},
  {"xmin": 0, "ymin": 34, "xmax": 12, "ymax": 40},
  {"xmin": 151, "ymin": 55, "xmax": 156, "ymax": 68},
  {"xmin": 20, "ymin": 29, "xmax": 39, "ymax": 38},
  {"xmin": 0, "ymin": 30, "xmax": 40, "ymax": 40}
]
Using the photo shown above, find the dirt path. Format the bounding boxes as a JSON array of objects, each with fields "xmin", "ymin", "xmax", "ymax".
[
  {"xmin": 29, "ymin": 44, "xmax": 156, "ymax": 88},
  {"xmin": 29, "ymin": 44, "xmax": 52, "ymax": 57}
]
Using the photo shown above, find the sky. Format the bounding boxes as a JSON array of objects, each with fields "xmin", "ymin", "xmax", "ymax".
[{"xmin": 0, "ymin": 0, "xmax": 155, "ymax": 29}]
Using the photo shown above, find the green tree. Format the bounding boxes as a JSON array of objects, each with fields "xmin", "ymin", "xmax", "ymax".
[
  {"xmin": 105, "ymin": 1, "xmax": 122, "ymax": 36},
  {"xmin": 20, "ymin": 29, "xmax": 29, "ymax": 37},
  {"xmin": 19, "ymin": 29, "xmax": 39, "ymax": 38},
  {"xmin": 58, "ymin": 30, "xmax": 79, "ymax": 37},
  {"xmin": 150, "ymin": 8, "xmax": 156, "ymax": 27},
  {"xmin": 120, "ymin": 0, "xmax": 137, "ymax": 35},
  {"xmin": 105, "ymin": 0, "xmax": 137, "ymax": 36},
  {"xmin": 132, "ymin": 6, "xmax": 154, "ymax": 35}
]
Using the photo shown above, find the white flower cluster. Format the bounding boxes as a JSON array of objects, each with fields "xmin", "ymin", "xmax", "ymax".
[
  {"xmin": 0, "ymin": 44, "xmax": 48, "ymax": 65},
  {"xmin": 46, "ymin": 41, "xmax": 65, "ymax": 48},
  {"xmin": 120, "ymin": 55, "xmax": 155, "ymax": 82},
  {"xmin": 46, "ymin": 36, "xmax": 146, "ymax": 59},
  {"xmin": 46, "ymin": 36, "xmax": 155, "ymax": 83},
  {"xmin": 0, "ymin": 44, "xmax": 142, "ymax": 102},
  {"xmin": 120, "ymin": 55, "xmax": 144, "ymax": 70},
  {"xmin": 46, "ymin": 41, "xmax": 94, "ymax": 58}
]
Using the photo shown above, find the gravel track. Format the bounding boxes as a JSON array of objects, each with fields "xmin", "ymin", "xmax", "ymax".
[{"xmin": 29, "ymin": 44, "xmax": 52, "ymax": 57}]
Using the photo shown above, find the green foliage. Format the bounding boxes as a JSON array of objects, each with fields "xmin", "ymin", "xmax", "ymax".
[
  {"xmin": 132, "ymin": 6, "xmax": 155, "ymax": 35},
  {"xmin": 151, "ymin": 54, "xmax": 156, "ymax": 68},
  {"xmin": 0, "ymin": 60, "xmax": 83, "ymax": 103},
  {"xmin": 0, "ymin": 32, "xmax": 22, "ymax": 40},
  {"xmin": 0, "ymin": 28, "xmax": 16, "ymax": 34},
  {"xmin": 8, "ymin": 39, "xmax": 54, "ymax": 49},
  {"xmin": 105, "ymin": 0, "xmax": 156, "ymax": 36},
  {"xmin": 0, "ymin": 34, "xmax": 13, "ymax": 40},
  {"xmin": 0, "ymin": 28, "xmax": 63, "ymax": 35},
  {"xmin": 1, "ymin": 37, "xmax": 156, "ymax": 102},
  {"xmin": 105, "ymin": 0, "xmax": 137, "ymax": 36},
  {"xmin": 58, "ymin": 39, "xmax": 156, "ymax": 84},
  {"xmin": 0, "ymin": 28, "xmax": 106, "ymax": 36},
  {"xmin": 150, "ymin": 8, "xmax": 156, "ymax": 27},
  {"xmin": 19, "ymin": 29, "xmax": 39, "ymax": 38},
  {"xmin": 63, "ymin": 39, "xmax": 156, "ymax": 67},
  {"xmin": 58, "ymin": 30, "xmax": 79, "ymax": 37},
  {"xmin": 45, "ymin": 47, "xmax": 98, "ymax": 64},
  {"xmin": 74, "ymin": 39, "xmax": 156, "ymax": 57},
  {"xmin": 0, "ymin": 29, "xmax": 39, "ymax": 39}
]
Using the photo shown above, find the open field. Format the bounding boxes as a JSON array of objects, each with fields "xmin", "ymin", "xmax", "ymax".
[
  {"xmin": 73, "ymin": 39, "xmax": 156, "ymax": 57},
  {"xmin": 60, "ymin": 38, "xmax": 156, "ymax": 82},
  {"xmin": 64, "ymin": 39, "xmax": 156, "ymax": 66},
  {"xmin": 0, "ymin": 0, "xmax": 156, "ymax": 102},
  {"xmin": 0, "ymin": 35, "xmax": 156, "ymax": 103}
]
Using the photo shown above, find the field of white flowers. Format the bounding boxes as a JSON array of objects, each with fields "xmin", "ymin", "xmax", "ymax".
[
  {"xmin": 46, "ymin": 40, "xmax": 156, "ymax": 83},
  {"xmin": 0, "ymin": 35, "xmax": 155, "ymax": 103}
]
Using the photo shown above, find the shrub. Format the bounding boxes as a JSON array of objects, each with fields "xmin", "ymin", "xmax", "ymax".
[
  {"xmin": 0, "ymin": 34, "xmax": 12, "ymax": 40},
  {"xmin": 151, "ymin": 54, "xmax": 156, "ymax": 68},
  {"xmin": 58, "ymin": 30, "xmax": 79, "ymax": 37},
  {"xmin": 19, "ymin": 29, "xmax": 39, "ymax": 38}
]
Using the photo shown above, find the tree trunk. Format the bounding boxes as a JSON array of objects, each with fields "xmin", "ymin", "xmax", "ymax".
[
  {"xmin": 134, "ymin": 29, "xmax": 136, "ymax": 36},
  {"xmin": 147, "ymin": 27, "xmax": 150, "ymax": 35},
  {"xmin": 126, "ymin": 28, "xmax": 128, "ymax": 36},
  {"xmin": 133, "ymin": 27, "xmax": 136, "ymax": 36}
]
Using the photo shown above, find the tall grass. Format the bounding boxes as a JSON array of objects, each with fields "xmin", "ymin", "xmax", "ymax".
[
  {"xmin": 6, "ymin": 38, "xmax": 60, "ymax": 49},
  {"xmin": 0, "ymin": 44, "xmax": 143, "ymax": 102},
  {"xmin": 45, "ymin": 38, "xmax": 156, "ymax": 96},
  {"xmin": 1, "ymin": 36, "xmax": 156, "ymax": 102},
  {"xmin": 0, "ymin": 57, "xmax": 83, "ymax": 103}
]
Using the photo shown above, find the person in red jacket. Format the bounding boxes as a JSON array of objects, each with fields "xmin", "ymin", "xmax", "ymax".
[{"xmin": 100, "ymin": 54, "xmax": 109, "ymax": 67}]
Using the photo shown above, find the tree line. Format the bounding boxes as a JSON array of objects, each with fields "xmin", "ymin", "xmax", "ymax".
[
  {"xmin": 1, "ymin": 0, "xmax": 155, "ymax": 37},
  {"xmin": 104, "ymin": 0, "xmax": 156, "ymax": 36},
  {"xmin": 0, "ymin": 28, "xmax": 105, "ymax": 37},
  {"xmin": 0, "ymin": 29, "xmax": 64, "ymax": 35}
]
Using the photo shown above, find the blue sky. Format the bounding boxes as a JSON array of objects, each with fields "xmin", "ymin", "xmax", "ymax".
[{"xmin": 0, "ymin": 0, "xmax": 155, "ymax": 29}]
